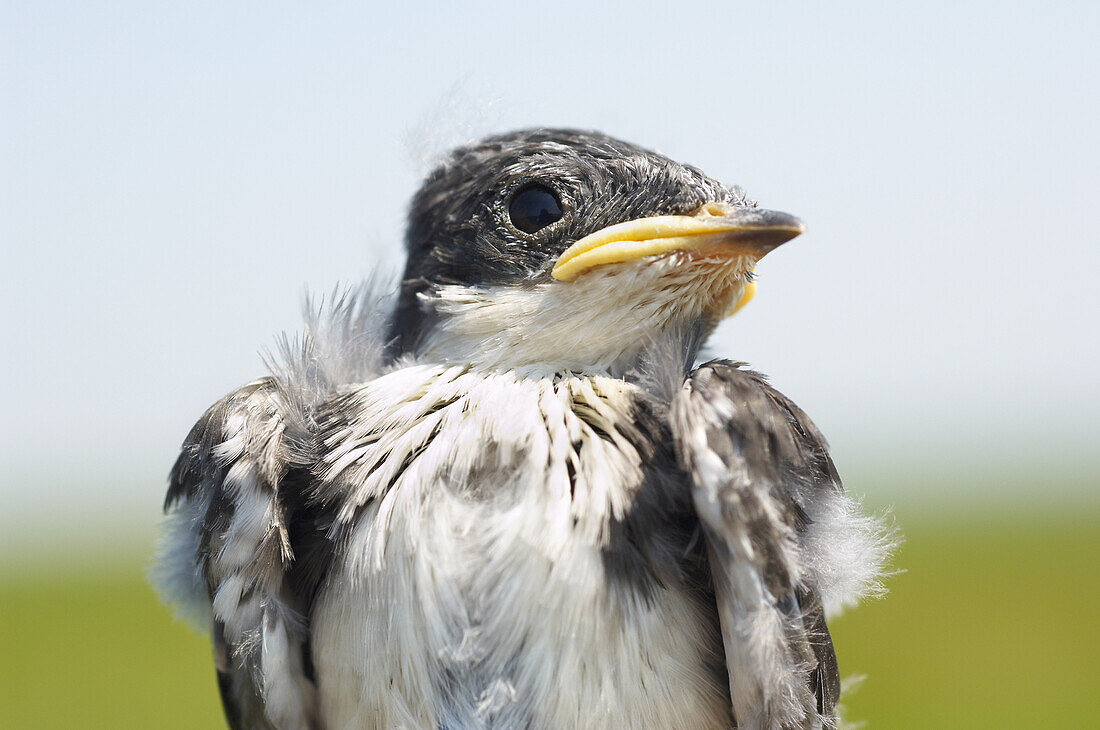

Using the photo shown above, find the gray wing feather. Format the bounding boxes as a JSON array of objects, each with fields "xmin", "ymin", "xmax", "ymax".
[
  {"xmin": 671, "ymin": 360, "xmax": 842, "ymax": 730},
  {"xmin": 163, "ymin": 378, "xmax": 318, "ymax": 730}
]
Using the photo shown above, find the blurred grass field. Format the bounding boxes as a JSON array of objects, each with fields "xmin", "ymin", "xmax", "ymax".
[{"xmin": 2, "ymin": 503, "xmax": 1096, "ymax": 728}]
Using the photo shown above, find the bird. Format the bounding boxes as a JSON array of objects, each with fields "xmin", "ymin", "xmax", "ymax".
[{"xmin": 155, "ymin": 128, "xmax": 890, "ymax": 730}]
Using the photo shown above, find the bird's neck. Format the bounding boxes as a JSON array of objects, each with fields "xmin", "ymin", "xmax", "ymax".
[{"xmin": 413, "ymin": 261, "xmax": 743, "ymax": 375}]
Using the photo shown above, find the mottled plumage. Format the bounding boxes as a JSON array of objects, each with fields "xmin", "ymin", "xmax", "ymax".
[{"xmin": 156, "ymin": 129, "xmax": 890, "ymax": 729}]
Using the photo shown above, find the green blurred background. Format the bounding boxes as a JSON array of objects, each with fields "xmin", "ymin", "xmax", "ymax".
[
  {"xmin": 4, "ymin": 467, "xmax": 1096, "ymax": 728},
  {"xmin": 3, "ymin": 1, "xmax": 1097, "ymax": 728}
]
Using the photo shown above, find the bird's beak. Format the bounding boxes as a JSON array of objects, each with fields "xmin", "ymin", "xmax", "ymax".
[{"xmin": 551, "ymin": 203, "xmax": 805, "ymax": 282}]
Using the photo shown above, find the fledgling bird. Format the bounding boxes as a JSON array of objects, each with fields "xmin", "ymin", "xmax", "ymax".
[{"xmin": 156, "ymin": 129, "xmax": 890, "ymax": 730}]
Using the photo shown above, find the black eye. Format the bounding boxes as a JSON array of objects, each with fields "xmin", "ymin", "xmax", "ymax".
[{"xmin": 508, "ymin": 184, "xmax": 563, "ymax": 234}]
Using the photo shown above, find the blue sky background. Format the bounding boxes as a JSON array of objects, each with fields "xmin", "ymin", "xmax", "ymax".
[{"xmin": 2, "ymin": 1, "xmax": 1097, "ymax": 548}]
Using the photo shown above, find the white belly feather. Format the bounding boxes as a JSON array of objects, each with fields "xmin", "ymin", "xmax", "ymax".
[{"xmin": 310, "ymin": 366, "xmax": 729, "ymax": 729}]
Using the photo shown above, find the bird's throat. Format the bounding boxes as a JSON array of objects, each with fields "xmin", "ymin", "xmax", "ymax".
[{"xmin": 416, "ymin": 258, "xmax": 752, "ymax": 373}]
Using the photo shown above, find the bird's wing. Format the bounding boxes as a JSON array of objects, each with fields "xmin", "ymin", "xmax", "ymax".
[
  {"xmin": 160, "ymin": 378, "xmax": 319, "ymax": 730},
  {"xmin": 671, "ymin": 360, "xmax": 847, "ymax": 730}
]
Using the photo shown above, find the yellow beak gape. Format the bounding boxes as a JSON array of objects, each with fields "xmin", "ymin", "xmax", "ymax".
[{"xmin": 729, "ymin": 280, "xmax": 757, "ymax": 317}]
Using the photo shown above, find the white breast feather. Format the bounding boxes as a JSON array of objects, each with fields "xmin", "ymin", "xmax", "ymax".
[{"xmin": 311, "ymin": 367, "xmax": 731, "ymax": 730}]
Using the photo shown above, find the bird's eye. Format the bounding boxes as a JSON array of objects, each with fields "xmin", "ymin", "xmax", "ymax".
[{"xmin": 508, "ymin": 184, "xmax": 563, "ymax": 234}]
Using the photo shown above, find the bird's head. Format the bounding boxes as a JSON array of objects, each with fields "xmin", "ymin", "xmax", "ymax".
[{"xmin": 389, "ymin": 129, "xmax": 803, "ymax": 374}]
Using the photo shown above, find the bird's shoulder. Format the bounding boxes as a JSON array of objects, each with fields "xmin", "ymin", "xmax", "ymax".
[
  {"xmin": 166, "ymin": 376, "xmax": 296, "ymax": 507},
  {"xmin": 673, "ymin": 358, "xmax": 893, "ymax": 617},
  {"xmin": 673, "ymin": 359, "xmax": 841, "ymax": 501}
]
